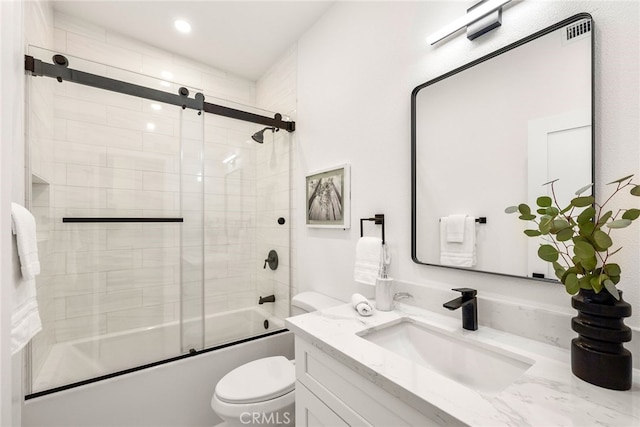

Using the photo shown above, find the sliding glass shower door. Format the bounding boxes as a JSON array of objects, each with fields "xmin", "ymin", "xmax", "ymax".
[
  {"xmin": 26, "ymin": 48, "xmax": 290, "ymax": 395},
  {"xmin": 27, "ymin": 47, "xmax": 204, "ymax": 392}
]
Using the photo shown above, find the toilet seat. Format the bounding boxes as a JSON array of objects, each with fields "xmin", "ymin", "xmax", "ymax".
[{"xmin": 215, "ymin": 356, "xmax": 295, "ymax": 404}]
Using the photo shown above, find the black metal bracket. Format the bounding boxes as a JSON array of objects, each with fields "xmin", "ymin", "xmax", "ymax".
[
  {"xmin": 360, "ymin": 214, "xmax": 385, "ymax": 244},
  {"xmin": 25, "ymin": 54, "xmax": 296, "ymax": 133}
]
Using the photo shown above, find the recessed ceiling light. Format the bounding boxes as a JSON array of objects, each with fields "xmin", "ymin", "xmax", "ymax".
[
  {"xmin": 150, "ymin": 103, "xmax": 162, "ymax": 111},
  {"xmin": 161, "ymin": 70, "xmax": 173, "ymax": 80},
  {"xmin": 174, "ymin": 19, "xmax": 191, "ymax": 34},
  {"xmin": 146, "ymin": 122, "xmax": 156, "ymax": 131}
]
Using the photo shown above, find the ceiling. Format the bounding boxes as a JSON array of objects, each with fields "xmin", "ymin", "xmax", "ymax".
[{"xmin": 51, "ymin": 1, "xmax": 335, "ymax": 81}]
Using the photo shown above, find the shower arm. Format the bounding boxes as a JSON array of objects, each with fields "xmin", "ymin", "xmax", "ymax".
[{"xmin": 24, "ymin": 54, "xmax": 296, "ymax": 133}]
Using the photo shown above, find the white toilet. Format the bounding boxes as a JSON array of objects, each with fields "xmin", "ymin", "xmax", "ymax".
[{"xmin": 211, "ymin": 292, "xmax": 343, "ymax": 427}]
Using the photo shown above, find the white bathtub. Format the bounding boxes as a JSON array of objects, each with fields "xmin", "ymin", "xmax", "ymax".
[
  {"xmin": 24, "ymin": 330, "xmax": 294, "ymax": 427},
  {"xmin": 33, "ymin": 306, "xmax": 285, "ymax": 393}
]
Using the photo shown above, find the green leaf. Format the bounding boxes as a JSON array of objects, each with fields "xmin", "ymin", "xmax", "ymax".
[
  {"xmin": 604, "ymin": 263, "xmax": 621, "ymax": 277},
  {"xmin": 578, "ymin": 275, "xmax": 592, "ymax": 290},
  {"xmin": 578, "ymin": 222, "xmax": 595, "ymax": 236},
  {"xmin": 581, "ymin": 255, "xmax": 597, "ymax": 271},
  {"xmin": 574, "ymin": 240, "xmax": 595, "ymax": 260},
  {"xmin": 518, "ymin": 204, "xmax": 531, "ymax": 215},
  {"xmin": 563, "ymin": 273, "xmax": 579, "ymax": 294},
  {"xmin": 597, "ymin": 210, "xmax": 613, "ymax": 226},
  {"xmin": 538, "ymin": 244, "xmax": 559, "ymax": 262},
  {"xmin": 518, "ymin": 204, "xmax": 536, "ymax": 220},
  {"xmin": 571, "ymin": 196, "xmax": 595, "ymax": 208},
  {"xmin": 537, "ymin": 196, "xmax": 552, "ymax": 207},
  {"xmin": 544, "ymin": 207, "xmax": 560, "ymax": 216},
  {"xmin": 607, "ymin": 174, "xmax": 634, "ymax": 185},
  {"xmin": 577, "ymin": 206, "xmax": 596, "ymax": 225},
  {"xmin": 560, "ymin": 204, "xmax": 573, "ymax": 214},
  {"xmin": 593, "ymin": 230, "xmax": 613, "ymax": 249},
  {"xmin": 574, "ymin": 183, "xmax": 593, "ymax": 196},
  {"xmin": 551, "ymin": 219, "xmax": 570, "ymax": 232},
  {"xmin": 606, "ymin": 219, "xmax": 632, "ymax": 229},
  {"xmin": 622, "ymin": 209, "xmax": 640, "ymax": 220},
  {"xmin": 631, "ymin": 185, "xmax": 640, "ymax": 196},
  {"xmin": 505, "ymin": 206, "xmax": 519, "ymax": 214},
  {"xmin": 539, "ymin": 216, "xmax": 553, "ymax": 234},
  {"xmin": 536, "ymin": 208, "xmax": 547, "ymax": 215},
  {"xmin": 590, "ymin": 275, "xmax": 603, "ymax": 292},
  {"xmin": 524, "ymin": 229, "xmax": 542, "ymax": 237},
  {"xmin": 557, "ymin": 227, "xmax": 574, "ymax": 241},
  {"xmin": 554, "ymin": 262, "xmax": 566, "ymax": 280},
  {"xmin": 603, "ymin": 279, "xmax": 620, "ymax": 300}
]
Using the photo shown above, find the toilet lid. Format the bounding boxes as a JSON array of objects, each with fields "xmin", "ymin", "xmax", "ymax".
[{"xmin": 215, "ymin": 356, "xmax": 295, "ymax": 404}]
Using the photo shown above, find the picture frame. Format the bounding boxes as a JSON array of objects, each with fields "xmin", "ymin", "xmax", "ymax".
[{"xmin": 305, "ymin": 164, "xmax": 350, "ymax": 228}]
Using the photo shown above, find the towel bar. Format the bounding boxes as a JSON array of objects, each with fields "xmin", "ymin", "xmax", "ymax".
[
  {"xmin": 439, "ymin": 216, "xmax": 487, "ymax": 224},
  {"xmin": 360, "ymin": 214, "xmax": 385, "ymax": 244},
  {"xmin": 62, "ymin": 217, "xmax": 184, "ymax": 223}
]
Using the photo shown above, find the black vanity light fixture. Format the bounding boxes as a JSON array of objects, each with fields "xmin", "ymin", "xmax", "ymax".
[{"xmin": 426, "ymin": 0, "xmax": 513, "ymax": 45}]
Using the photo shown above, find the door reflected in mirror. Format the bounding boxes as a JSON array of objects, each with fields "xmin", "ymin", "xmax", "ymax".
[{"xmin": 411, "ymin": 14, "xmax": 593, "ymax": 281}]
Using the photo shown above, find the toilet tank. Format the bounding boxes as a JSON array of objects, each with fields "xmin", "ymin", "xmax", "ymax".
[{"xmin": 290, "ymin": 292, "xmax": 343, "ymax": 316}]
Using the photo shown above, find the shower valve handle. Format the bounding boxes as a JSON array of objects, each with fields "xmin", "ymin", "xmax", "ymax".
[{"xmin": 263, "ymin": 250, "xmax": 279, "ymax": 270}]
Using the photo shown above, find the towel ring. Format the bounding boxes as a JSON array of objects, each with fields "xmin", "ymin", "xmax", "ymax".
[{"xmin": 360, "ymin": 214, "xmax": 385, "ymax": 244}]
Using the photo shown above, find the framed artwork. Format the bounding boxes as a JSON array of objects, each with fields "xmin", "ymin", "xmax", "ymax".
[{"xmin": 306, "ymin": 164, "xmax": 350, "ymax": 228}]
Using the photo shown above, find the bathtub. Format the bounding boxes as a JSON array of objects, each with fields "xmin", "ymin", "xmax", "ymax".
[
  {"xmin": 32, "ymin": 306, "xmax": 285, "ymax": 393},
  {"xmin": 24, "ymin": 329, "xmax": 294, "ymax": 427}
]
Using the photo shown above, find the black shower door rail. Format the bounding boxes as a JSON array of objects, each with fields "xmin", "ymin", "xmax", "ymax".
[{"xmin": 24, "ymin": 54, "xmax": 296, "ymax": 132}]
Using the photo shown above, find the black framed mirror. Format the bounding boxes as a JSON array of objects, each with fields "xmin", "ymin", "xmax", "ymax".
[{"xmin": 411, "ymin": 13, "xmax": 594, "ymax": 281}]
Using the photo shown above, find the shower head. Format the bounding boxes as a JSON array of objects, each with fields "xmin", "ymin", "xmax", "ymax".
[{"xmin": 251, "ymin": 127, "xmax": 276, "ymax": 144}]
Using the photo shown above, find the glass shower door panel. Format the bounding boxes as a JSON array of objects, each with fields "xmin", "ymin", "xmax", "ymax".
[
  {"xmin": 27, "ymin": 47, "xmax": 201, "ymax": 392},
  {"xmin": 202, "ymin": 103, "xmax": 290, "ymax": 349}
]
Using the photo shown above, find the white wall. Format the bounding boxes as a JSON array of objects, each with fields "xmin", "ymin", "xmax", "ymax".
[
  {"xmin": 295, "ymin": 0, "xmax": 640, "ymax": 336},
  {"xmin": 1, "ymin": 0, "xmax": 26, "ymax": 425}
]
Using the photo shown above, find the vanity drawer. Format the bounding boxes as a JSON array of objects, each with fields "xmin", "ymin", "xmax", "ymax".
[
  {"xmin": 296, "ymin": 381, "xmax": 350, "ymax": 427},
  {"xmin": 295, "ymin": 339, "xmax": 447, "ymax": 426}
]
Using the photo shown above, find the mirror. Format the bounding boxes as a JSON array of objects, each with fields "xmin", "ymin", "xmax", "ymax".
[{"xmin": 411, "ymin": 14, "xmax": 593, "ymax": 280}]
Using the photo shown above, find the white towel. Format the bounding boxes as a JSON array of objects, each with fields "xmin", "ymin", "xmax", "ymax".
[
  {"xmin": 444, "ymin": 214, "xmax": 467, "ymax": 243},
  {"xmin": 354, "ymin": 237, "xmax": 382, "ymax": 285},
  {"xmin": 350, "ymin": 293, "xmax": 373, "ymax": 317},
  {"xmin": 10, "ymin": 203, "xmax": 42, "ymax": 355},
  {"xmin": 11, "ymin": 202, "xmax": 41, "ymax": 279},
  {"xmin": 440, "ymin": 216, "xmax": 477, "ymax": 267}
]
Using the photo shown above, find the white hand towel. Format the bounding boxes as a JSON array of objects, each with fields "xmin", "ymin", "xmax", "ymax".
[
  {"xmin": 10, "ymin": 203, "xmax": 42, "ymax": 355},
  {"xmin": 11, "ymin": 202, "xmax": 41, "ymax": 279},
  {"xmin": 354, "ymin": 237, "xmax": 382, "ymax": 285},
  {"xmin": 351, "ymin": 293, "xmax": 373, "ymax": 317},
  {"xmin": 444, "ymin": 214, "xmax": 467, "ymax": 243},
  {"xmin": 440, "ymin": 216, "xmax": 477, "ymax": 267}
]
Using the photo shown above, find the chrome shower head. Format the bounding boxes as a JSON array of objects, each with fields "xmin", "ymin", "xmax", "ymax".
[{"xmin": 251, "ymin": 127, "xmax": 276, "ymax": 144}]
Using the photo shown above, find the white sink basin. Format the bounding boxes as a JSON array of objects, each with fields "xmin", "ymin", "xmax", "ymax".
[{"xmin": 358, "ymin": 320, "xmax": 534, "ymax": 395}]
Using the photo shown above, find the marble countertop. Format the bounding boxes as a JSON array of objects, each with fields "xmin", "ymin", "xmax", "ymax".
[{"xmin": 285, "ymin": 302, "xmax": 640, "ymax": 426}]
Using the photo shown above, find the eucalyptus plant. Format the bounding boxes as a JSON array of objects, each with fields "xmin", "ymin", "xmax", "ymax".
[{"xmin": 505, "ymin": 175, "xmax": 640, "ymax": 300}]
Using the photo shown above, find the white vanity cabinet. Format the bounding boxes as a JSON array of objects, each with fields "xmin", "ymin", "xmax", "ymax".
[{"xmin": 294, "ymin": 338, "xmax": 460, "ymax": 427}]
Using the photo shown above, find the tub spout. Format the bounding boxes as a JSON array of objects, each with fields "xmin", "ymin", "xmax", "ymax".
[{"xmin": 259, "ymin": 295, "xmax": 275, "ymax": 304}]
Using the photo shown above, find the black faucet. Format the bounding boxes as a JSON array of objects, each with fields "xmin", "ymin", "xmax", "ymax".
[{"xmin": 443, "ymin": 288, "xmax": 478, "ymax": 331}]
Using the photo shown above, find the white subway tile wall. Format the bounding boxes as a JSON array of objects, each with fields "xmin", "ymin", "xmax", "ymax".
[{"xmin": 27, "ymin": 8, "xmax": 295, "ymax": 391}]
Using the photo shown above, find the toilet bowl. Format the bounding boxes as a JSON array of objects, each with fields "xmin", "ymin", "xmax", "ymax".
[{"xmin": 211, "ymin": 292, "xmax": 342, "ymax": 426}]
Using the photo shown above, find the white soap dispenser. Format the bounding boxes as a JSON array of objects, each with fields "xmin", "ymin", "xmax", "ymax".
[{"xmin": 375, "ymin": 276, "xmax": 395, "ymax": 311}]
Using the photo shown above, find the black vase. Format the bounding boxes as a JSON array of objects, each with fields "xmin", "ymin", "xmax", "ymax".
[{"xmin": 571, "ymin": 288, "xmax": 632, "ymax": 390}]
